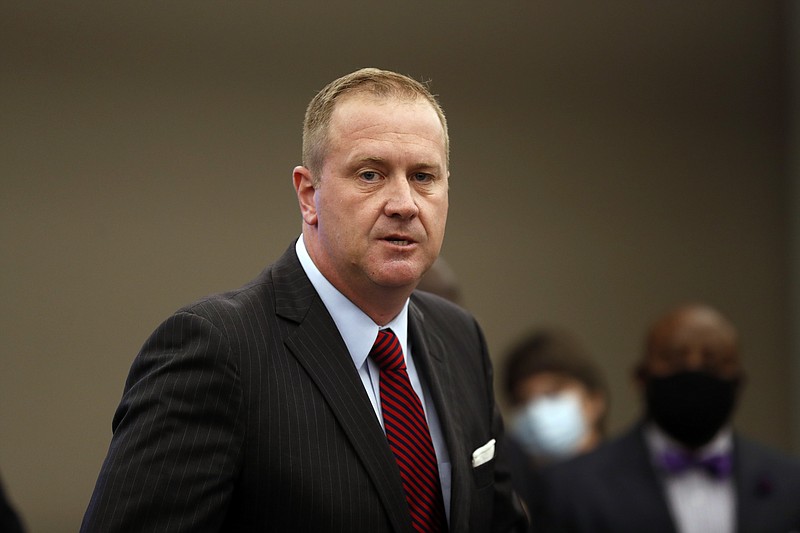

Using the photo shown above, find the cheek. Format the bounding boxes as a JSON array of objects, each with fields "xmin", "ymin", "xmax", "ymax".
[
  {"xmin": 316, "ymin": 200, "xmax": 348, "ymax": 244},
  {"xmin": 580, "ymin": 397, "xmax": 599, "ymax": 423},
  {"xmin": 423, "ymin": 197, "xmax": 448, "ymax": 235}
]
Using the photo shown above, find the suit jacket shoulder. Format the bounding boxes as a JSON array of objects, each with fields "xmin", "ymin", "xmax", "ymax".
[{"xmin": 84, "ymin": 246, "xmax": 401, "ymax": 532}]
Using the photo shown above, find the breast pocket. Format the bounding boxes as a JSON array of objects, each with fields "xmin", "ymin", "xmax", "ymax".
[
  {"xmin": 471, "ymin": 438, "xmax": 496, "ymax": 489},
  {"xmin": 472, "ymin": 457, "xmax": 494, "ymax": 489}
]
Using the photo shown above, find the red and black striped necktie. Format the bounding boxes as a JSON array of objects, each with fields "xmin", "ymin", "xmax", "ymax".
[{"xmin": 369, "ymin": 328, "xmax": 447, "ymax": 533}]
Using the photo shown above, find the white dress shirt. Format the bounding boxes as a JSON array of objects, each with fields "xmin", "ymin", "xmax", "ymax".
[
  {"xmin": 295, "ymin": 236, "xmax": 452, "ymax": 522},
  {"xmin": 645, "ymin": 423, "xmax": 736, "ymax": 533}
]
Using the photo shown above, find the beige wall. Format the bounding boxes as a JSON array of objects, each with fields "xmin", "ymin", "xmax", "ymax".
[
  {"xmin": 1, "ymin": 2, "xmax": 791, "ymax": 531},
  {"xmin": 791, "ymin": 0, "xmax": 800, "ymax": 454}
]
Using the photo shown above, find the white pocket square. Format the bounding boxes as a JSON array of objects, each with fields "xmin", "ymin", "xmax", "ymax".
[{"xmin": 471, "ymin": 438, "xmax": 496, "ymax": 468}]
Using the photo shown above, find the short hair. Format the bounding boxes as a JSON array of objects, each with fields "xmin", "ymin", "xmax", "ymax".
[
  {"xmin": 502, "ymin": 328, "xmax": 608, "ymax": 408},
  {"xmin": 302, "ymin": 67, "xmax": 449, "ymax": 183}
]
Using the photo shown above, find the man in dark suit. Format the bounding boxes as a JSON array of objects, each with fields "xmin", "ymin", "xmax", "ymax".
[
  {"xmin": 529, "ymin": 303, "xmax": 800, "ymax": 533},
  {"xmin": 81, "ymin": 67, "xmax": 526, "ymax": 533}
]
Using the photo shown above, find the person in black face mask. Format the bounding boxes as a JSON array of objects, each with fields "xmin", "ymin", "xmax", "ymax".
[
  {"xmin": 529, "ymin": 303, "xmax": 800, "ymax": 533},
  {"xmin": 638, "ymin": 303, "xmax": 743, "ymax": 452}
]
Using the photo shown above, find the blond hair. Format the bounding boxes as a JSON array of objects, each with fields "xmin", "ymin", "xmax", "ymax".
[{"xmin": 302, "ymin": 67, "xmax": 449, "ymax": 183}]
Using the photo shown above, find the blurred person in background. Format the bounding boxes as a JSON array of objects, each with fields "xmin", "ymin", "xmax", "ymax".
[
  {"xmin": 530, "ymin": 303, "xmax": 800, "ymax": 533},
  {"xmin": 415, "ymin": 256, "xmax": 464, "ymax": 308},
  {"xmin": 500, "ymin": 328, "xmax": 609, "ymax": 515}
]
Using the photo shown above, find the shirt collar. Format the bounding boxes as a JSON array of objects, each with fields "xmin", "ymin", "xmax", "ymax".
[{"xmin": 295, "ymin": 235, "xmax": 410, "ymax": 369}]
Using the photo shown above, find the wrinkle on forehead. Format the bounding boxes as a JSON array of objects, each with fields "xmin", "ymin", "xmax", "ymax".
[
  {"xmin": 332, "ymin": 95, "xmax": 445, "ymax": 140},
  {"xmin": 328, "ymin": 98, "xmax": 447, "ymax": 172},
  {"xmin": 347, "ymin": 125, "xmax": 443, "ymax": 147}
]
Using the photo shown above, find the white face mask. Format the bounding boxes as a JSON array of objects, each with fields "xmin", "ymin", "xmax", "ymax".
[{"xmin": 511, "ymin": 390, "xmax": 587, "ymax": 460}]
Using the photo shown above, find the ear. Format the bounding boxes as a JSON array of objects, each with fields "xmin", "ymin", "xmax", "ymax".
[
  {"xmin": 293, "ymin": 165, "xmax": 318, "ymax": 226},
  {"xmin": 632, "ymin": 364, "xmax": 647, "ymax": 393}
]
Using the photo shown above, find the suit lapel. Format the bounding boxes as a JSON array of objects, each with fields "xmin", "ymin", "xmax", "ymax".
[
  {"xmin": 407, "ymin": 301, "xmax": 472, "ymax": 533},
  {"xmin": 272, "ymin": 247, "xmax": 414, "ymax": 533},
  {"xmin": 615, "ymin": 426, "xmax": 678, "ymax": 533}
]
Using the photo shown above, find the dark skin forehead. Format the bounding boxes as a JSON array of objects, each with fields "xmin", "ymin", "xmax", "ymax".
[{"xmin": 641, "ymin": 304, "xmax": 742, "ymax": 378}]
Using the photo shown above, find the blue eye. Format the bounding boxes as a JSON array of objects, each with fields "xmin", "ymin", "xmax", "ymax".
[
  {"xmin": 361, "ymin": 171, "xmax": 379, "ymax": 181},
  {"xmin": 412, "ymin": 173, "xmax": 433, "ymax": 183}
]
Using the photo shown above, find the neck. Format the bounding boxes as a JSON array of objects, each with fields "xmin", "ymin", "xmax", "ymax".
[
  {"xmin": 339, "ymin": 284, "xmax": 412, "ymax": 326},
  {"xmin": 577, "ymin": 431, "xmax": 601, "ymax": 454},
  {"xmin": 303, "ymin": 232, "xmax": 417, "ymax": 326}
]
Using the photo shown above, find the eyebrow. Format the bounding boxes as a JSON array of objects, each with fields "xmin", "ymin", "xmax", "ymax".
[
  {"xmin": 357, "ymin": 156, "xmax": 384, "ymax": 164},
  {"xmin": 351, "ymin": 156, "xmax": 443, "ymax": 173}
]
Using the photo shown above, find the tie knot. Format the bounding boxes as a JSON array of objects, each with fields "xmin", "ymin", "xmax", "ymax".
[{"xmin": 369, "ymin": 329, "xmax": 405, "ymax": 371}]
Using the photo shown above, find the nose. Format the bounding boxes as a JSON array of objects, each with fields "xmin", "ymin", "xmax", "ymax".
[
  {"xmin": 684, "ymin": 347, "xmax": 705, "ymax": 371},
  {"xmin": 383, "ymin": 177, "xmax": 419, "ymax": 219}
]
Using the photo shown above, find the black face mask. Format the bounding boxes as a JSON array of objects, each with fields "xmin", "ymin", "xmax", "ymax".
[{"xmin": 643, "ymin": 371, "xmax": 740, "ymax": 449}]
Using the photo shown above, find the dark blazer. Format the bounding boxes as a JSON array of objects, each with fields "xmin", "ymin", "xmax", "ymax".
[
  {"xmin": 529, "ymin": 423, "xmax": 800, "ymax": 533},
  {"xmin": 82, "ymin": 244, "xmax": 525, "ymax": 533}
]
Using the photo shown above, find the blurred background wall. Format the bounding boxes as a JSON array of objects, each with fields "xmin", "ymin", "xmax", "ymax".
[{"xmin": 1, "ymin": 1, "xmax": 796, "ymax": 531}]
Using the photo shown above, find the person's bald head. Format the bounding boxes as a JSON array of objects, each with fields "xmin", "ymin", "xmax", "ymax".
[{"xmin": 638, "ymin": 303, "xmax": 742, "ymax": 381}]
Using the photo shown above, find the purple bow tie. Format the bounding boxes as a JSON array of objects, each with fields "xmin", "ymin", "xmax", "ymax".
[{"xmin": 660, "ymin": 449, "xmax": 733, "ymax": 479}]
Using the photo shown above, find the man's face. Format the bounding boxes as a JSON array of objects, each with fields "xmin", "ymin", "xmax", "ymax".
[
  {"xmin": 638, "ymin": 306, "xmax": 743, "ymax": 448},
  {"xmin": 642, "ymin": 307, "xmax": 742, "ymax": 379},
  {"xmin": 298, "ymin": 94, "xmax": 449, "ymax": 299}
]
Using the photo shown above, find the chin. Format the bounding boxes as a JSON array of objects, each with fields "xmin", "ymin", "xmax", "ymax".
[
  {"xmin": 372, "ymin": 268, "xmax": 425, "ymax": 290},
  {"xmin": 366, "ymin": 253, "xmax": 435, "ymax": 287}
]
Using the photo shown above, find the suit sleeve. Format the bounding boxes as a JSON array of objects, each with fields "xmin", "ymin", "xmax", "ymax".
[{"xmin": 81, "ymin": 311, "xmax": 244, "ymax": 533}]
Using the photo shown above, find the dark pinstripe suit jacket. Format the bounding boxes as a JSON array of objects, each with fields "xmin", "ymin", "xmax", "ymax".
[{"xmin": 82, "ymin": 244, "xmax": 525, "ymax": 533}]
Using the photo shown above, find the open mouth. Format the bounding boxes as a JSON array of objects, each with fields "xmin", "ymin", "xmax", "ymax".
[{"xmin": 381, "ymin": 232, "xmax": 417, "ymax": 246}]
